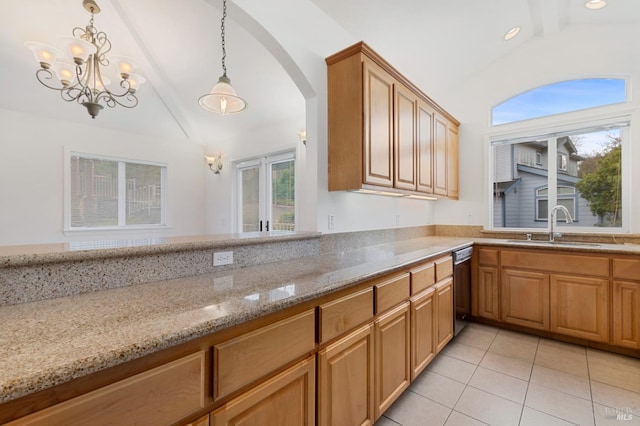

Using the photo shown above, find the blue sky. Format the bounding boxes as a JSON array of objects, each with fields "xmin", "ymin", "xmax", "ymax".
[{"xmin": 492, "ymin": 78, "xmax": 626, "ymax": 126}]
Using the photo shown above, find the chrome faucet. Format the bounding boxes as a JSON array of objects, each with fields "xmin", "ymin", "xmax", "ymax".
[{"xmin": 549, "ymin": 205, "xmax": 573, "ymax": 241}]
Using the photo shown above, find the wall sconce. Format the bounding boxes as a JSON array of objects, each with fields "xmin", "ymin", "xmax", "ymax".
[
  {"xmin": 205, "ymin": 154, "xmax": 223, "ymax": 174},
  {"xmin": 298, "ymin": 129, "xmax": 307, "ymax": 146}
]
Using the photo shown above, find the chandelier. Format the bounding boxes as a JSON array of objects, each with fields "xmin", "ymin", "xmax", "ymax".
[
  {"xmin": 25, "ymin": 0, "xmax": 144, "ymax": 119},
  {"xmin": 199, "ymin": 0, "xmax": 247, "ymax": 115}
]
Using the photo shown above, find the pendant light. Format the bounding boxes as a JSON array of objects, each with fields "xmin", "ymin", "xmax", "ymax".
[{"xmin": 199, "ymin": 0, "xmax": 247, "ymax": 114}]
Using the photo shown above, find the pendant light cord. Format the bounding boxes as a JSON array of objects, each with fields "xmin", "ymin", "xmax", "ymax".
[{"xmin": 220, "ymin": 0, "xmax": 227, "ymax": 77}]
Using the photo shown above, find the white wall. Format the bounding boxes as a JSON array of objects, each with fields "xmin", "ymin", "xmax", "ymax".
[
  {"xmin": 203, "ymin": 114, "xmax": 306, "ymax": 234},
  {"xmin": 233, "ymin": 0, "xmax": 436, "ymax": 235},
  {"xmin": 437, "ymin": 23, "xmax": 640, "ymax": 233},
  {"xmin": 0, "ymin": 108, "xmax": 206, "ymax": 245}
]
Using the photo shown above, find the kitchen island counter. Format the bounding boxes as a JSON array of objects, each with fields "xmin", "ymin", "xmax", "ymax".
[{"xmin": 0, "ymin": 236, "xmax": 472, "ymax": 405}]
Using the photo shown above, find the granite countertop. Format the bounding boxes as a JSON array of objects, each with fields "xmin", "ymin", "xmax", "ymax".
[
  {"xmin": 475, "ymin": 238, "xmax": 640, "ymax": 254},
  {"xmin": 0, "ymin": 231, "xmax": 321, "ymax": 267},
  {"xmin": 0, "ymin": 236, "xmax": 472, "ymax": 405}
]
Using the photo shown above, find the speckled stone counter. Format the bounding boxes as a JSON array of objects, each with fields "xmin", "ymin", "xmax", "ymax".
[
  {"xmin": 0, "ymin": 236, "xmax": 472, "ymax": 405},
  {"xmin": 0, "ymin": 232, "xmax": 321, "ymax": 306},
  {"xmin": 1, "ymin": 235, "xmax": 639, "ymax": 406}
]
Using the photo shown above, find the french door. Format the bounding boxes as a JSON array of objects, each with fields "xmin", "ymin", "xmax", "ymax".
[{"xmin": 236, "ymin": 151, "xmax": 296, "ymax": 233}]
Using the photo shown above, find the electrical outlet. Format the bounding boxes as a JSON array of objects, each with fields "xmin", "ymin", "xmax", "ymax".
[
  {"xmin": 328, "ymin": 214, "xmax": 335, "ymax": 230},
  {"xmin": 213, "ymin": 251, "xmax": 233, "ymax": 266}
]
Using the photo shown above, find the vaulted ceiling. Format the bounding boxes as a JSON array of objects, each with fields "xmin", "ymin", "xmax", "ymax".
[{"xmin": 1, "ymin": 0, "xmax": 637, "ymax": 145}]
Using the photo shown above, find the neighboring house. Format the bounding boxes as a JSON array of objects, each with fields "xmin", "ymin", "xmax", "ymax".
[{"xmin": 493, "ymin": 137, "xmax": 598, "ymax": 228}]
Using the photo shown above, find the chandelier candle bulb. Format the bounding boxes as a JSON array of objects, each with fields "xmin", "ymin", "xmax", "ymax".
[
  {"xmin": 61, "ymin": 36, "xmax": 95, "ymax": 64},
  {"xmin": 25, "ymin": 42, "xmax": 62, "ymax": 68}
]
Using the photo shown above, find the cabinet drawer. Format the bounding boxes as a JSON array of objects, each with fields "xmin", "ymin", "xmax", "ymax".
[
  {"xmin": 375, "ymin": 273, "xmax": 410, "ymax": 314},
  {"xmin": 502, "ymin": 250, "xmax": 609, "ymax": 277},
  {"xmin": 410, "ymin": 262, "xmax": 435, "ymax": 295},
  {"xmin": 613, "ymin": 258, "xmax": 640, "ymax": 281},
  {"xmin": 319, "ymin": 287, "xmax": 374, "ymax": 344},
  {"xmin": 214, "ymin": 310, "xmax": 315, "ymax": 400},
  {"xmin": 435, "ymin": 256, "xmax": 453, "ymax": 281},
  {"xmin": 8, "ymin": 351, "xmax": 207, "ymax": 426},
  {"xmin": 478, "ymin": 248, "xmax": 499, "ymax": 266}
]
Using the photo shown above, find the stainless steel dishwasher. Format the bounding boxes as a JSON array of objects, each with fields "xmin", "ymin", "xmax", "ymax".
[{"xmin": 453, "ymin": 246, "xmax": 473, "ymax": 336}]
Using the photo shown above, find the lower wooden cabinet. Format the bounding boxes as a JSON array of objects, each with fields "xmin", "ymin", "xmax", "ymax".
[
  {"xmin": 613, "ymin": 280, "xmax": 640, "ymax": 349},
  {"xmin": 501, "ymin": 269, "xmax": 550, "ymax": 330},
  {"xmin": 374, "ymin": 302, "xmax": 411, "ymax": 419},
  {"xmin": 212, "ymin": 357, "xmax": 315, "ymax": 426},
  {"xmin": 8, "ymin": 351, "xmax": 207, "ymax": 426},
  {"xmin": 318, "ymin": 323, "xmax": 375, "ymax": 426},
  {"xmin": 550, "ymin": 274, "xmax": 609, "ymax": 343},
  {"xmin": 475, "ymin": 266, "xmax": 500, "ymax": 321},
  {"xmin": 410, "ymin": 287, "xmax": 436, "ymax": 380},
  {"xmin": 184, "ymin": 414, "xmax": 210, "ymax": 426},
  {"xmin": 213, "ymin": 310, "xmax": 315, "ymax": 400},
  {"xmin": 435, "ymin": 277, "xmax": 454, "ymax": 352}
]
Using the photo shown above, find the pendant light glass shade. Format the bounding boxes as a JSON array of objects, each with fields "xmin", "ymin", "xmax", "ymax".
[
  {"xmin": 199, "ymin": 0, "xmax": 247, "ymax": 115},
  {"xmin": 199, "ymin": 75, "xmax": 247, "ymax": 114}
]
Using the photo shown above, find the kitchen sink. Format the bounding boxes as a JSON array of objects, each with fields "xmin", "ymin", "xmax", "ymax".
[{"xmin": 506, "ymin": 240, "xmax": 601, "ymax": 247}]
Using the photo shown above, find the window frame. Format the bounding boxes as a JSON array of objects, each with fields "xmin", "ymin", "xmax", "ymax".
[
  {"xmin": 487, "ymin": 110, "xmax": 631, "ymax": 234},
  {"xmin": 64, "ymin": 150, "xmax": 168, "ymax": 233}
]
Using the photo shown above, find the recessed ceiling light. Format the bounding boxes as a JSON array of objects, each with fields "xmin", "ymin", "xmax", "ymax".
[
  {"xmin": 504, "ymin": 26, "xmax": 521, "ymax": 41},
  {"xmin": 585, "ymin": 0, "xmax": 606, "ymax": 10}
]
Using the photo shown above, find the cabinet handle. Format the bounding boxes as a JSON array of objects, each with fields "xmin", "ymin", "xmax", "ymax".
[{"xmin": 266, "ymin": 220, "xmax": 270, "ymax": 232}]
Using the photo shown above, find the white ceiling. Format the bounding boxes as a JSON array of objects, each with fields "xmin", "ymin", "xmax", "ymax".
[{"xmin": 1, "ymin": 0, "xmax": 638, "ymax": 145}]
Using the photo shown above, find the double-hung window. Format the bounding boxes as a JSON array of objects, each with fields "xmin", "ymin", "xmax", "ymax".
[
  {"xmin": 490, "ymin": 78, "xmax": 629, "ymax": 232},
  {"xmin": 67, "ymin": 153, "xmax": 167, "ymax": 229}
]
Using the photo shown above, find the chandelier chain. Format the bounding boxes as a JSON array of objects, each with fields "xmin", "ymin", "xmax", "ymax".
[{"xmin": 220, "ymin": 0, "xmax": 227, "ymax": 76}]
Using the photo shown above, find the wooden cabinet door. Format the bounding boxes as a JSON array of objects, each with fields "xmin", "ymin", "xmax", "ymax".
[
  {"xmin": 394, "ymin": 82, "xmax": 417, "ymax": 191},
  {"xmin": 446, "ymin": 123, "xmax": 459, "ymax": 199},
  {"xmin": 318, "ymin": 323, "xmax": 375, "ymax": 426},
  {"xmin": 613, "ymin": 280, "xmax": 640, "ymax": 349},
  {"xmin": 7, "ymin": 351, "xmax": 208, "ymax": 426},
  {"xmin": 410, "ymin": 287, "xmax": 436, "ymax": 380},
  {"xmin": 550, "ymin": 274, "xmax": 609, "ymax": 343},
  {"xmin": 185, "ymin": 414, "xmax": 209, "ymax": 426},
  {"xmin": 433, "ymin": 114, "xmax": 448, "ymax": 196},
  {"xmin": 363, "ymin": 58, "xmax": 394, "ymax": 187},
  {"xmin": 416, "ymin": 99, "xmax": 434, "ymax": 194},
  {"xmin": 501, "ymin": 269, "xmax": 550, "ymax": 330},
  {"xmin": 435, "ymin": 277, "xmax": 454, "ymax": 352},
  {"xmin": 212, "ymin": 357, "xmax": 315, "ymax": 426},
  {"xmin": 475, "ymin": 266, "xmax": 500, "ymax": 321},
  {"xmin": 374, "ymin": 302, "xmax": 411, "ymax": 419}
]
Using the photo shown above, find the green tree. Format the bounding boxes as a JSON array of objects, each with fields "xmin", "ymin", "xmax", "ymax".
[{"xmin": 576, "ymin": 138, "xmax": 621, "ymax": 226}]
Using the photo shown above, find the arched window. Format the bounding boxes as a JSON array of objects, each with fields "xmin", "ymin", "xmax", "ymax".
[{"xmin": 492, "ymin": 78, "xmax": 626, "ymax": 125}]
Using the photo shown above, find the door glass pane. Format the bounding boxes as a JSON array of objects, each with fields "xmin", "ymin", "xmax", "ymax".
[
  {"xmin": 271, "ymin": 159, "xmax": 295, "ymax": 231},
  {"xmin": 70, "ymin": 156, "xmax": 118, "ymax": 227},
  {"xmin": 241, "ymin": 167, "xmax": 260, "ymax": 232},
  {"xmin": 126, "ymin": 163, "xmax": 162, "ymax": 225}
]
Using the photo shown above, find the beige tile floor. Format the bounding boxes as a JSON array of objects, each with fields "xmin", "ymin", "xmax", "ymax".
[{"xmin": 375, "ymin": 323, "xmax": 640, "ymax": 426}]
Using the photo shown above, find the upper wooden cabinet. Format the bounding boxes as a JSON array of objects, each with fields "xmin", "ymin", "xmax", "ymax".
[
  {"xmin": 326, "ymin": 41, "xmax": 459, "ymax": 199},
  {"xmin": 363, "ymin": 58, "xmax": 394, "ymax": 187}
]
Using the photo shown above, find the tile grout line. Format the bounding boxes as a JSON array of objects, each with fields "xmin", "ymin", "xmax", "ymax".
[
  {"xmin": 517, "ymin": 335, "xmax": 539, "ymax": 426},
  {"xmin": 586, "ymin": 348, "xmax": 597, "ymax": 426}
]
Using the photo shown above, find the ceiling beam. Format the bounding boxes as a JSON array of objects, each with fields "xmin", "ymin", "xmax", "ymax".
[
  {"xmin": 529, "ymin": 0, "xmax": 570, "ymax": 37},
  {"xmin": 110, "ymin": 0, "xmax": 202, "ymax": 144}
]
